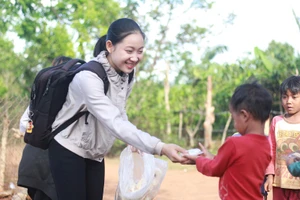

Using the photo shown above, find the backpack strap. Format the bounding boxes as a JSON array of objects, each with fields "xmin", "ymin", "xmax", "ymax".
[
  {"xmin": 78, "ymin": 61, "xmax": 109, "ymax": 94},
  {"xmin": 52, "ymin": 61, "xmax": 134, "ymax": 136},
  {"xmin": 62, "ymin": 59, "xmax": 86, "ymax": 71},
  {"xmin": 52, "ymin": 111, "xmax": 87, "ymax": 135},
  {"xmin": 52, "ymin": 61, "xmax": 107, "ymax": 136},
  {"xmin": 80, "ymin": 61, "xmax": 134, "ymax": 92}
]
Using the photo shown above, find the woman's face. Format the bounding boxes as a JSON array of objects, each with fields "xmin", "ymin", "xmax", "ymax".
[{"xmin": 106, "ymin": 32, "xmax": 144, "ymax": 74}]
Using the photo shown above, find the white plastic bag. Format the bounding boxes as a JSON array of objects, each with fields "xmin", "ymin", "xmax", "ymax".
[{"xmin": 115, "ymin": 146, "xmax": 168, "ymax": 200}]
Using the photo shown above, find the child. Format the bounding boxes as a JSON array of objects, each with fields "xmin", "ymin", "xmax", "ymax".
[
  {"xmin": 264, "ymin": 75, "xmax": 300, "ymax": 199},
  {"xmin": 183, "ymin": 82, "xmax": 272, "ymax": 199}
]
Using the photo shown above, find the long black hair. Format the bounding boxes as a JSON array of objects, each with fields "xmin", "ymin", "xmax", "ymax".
[{"xmin": 93, "ymin": 18, "xmax": 145, "ymax": 57}]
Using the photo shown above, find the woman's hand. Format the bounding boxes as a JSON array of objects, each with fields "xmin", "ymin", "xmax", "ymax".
[
  {"xmin": 161, "ymin": 143, "xmax": 188, "ymax": 163},
  {"xmin": 128, "ymin": 145, "xmax": 143, "ymax": 155},
  {"xmin": 181, "ymin": 142, "xmax": 215, "ymax": 165}
]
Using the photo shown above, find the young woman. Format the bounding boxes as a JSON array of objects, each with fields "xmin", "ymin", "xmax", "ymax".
[{"xmin": 46, "ymin": 18, "xmax": 187, "ymax": 200}]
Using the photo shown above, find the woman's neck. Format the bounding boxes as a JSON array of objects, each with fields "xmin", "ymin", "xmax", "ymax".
[{"xmin": 106, "ymin": 54, "xmax": 121, "ymax": 74}]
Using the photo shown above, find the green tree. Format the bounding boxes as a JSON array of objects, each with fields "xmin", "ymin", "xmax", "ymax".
[
  {"xmin": 0, "ymin": 0, "xmax": 122, "ymax": 94},
  {"xmin": 122, "ymin": 0, "xmax": 225, "ymax": 144},
  {"xmin": 254, "ymin": 41, "xmax": 298, "ymax": 112}
]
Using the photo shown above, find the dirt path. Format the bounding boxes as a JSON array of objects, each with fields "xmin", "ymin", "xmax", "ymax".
[{"xmin": 103, "ymin": 158, "xmax": 219, "ymax": 200}]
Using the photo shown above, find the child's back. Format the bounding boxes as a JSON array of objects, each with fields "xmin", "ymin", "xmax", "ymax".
[
  {"xmin": 209, "ymin": 134, "xmax": 271, "ymax": 199},
  {"xmin": 183, "ymin": 82, "xmax": 273, "ymax": 200}
]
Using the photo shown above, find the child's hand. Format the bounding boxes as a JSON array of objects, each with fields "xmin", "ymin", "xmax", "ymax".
[
  {"xmin": 181, "ymin": 142, "xmax": 214, "ymax": 165},
  {"xmin": 181, "ymin": 155, "xmax": 198, "ymax": 164},
  {"xmin": 198, "ymin": 142, "xmax": 214, "ymax": 159},
  {"xmin": 264, "ymin": 174, "xmax": 273, "ymax": 192}
]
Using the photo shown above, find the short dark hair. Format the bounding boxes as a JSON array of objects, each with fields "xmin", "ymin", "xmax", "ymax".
[
  {"xmin": 280, "ymin": 76, "xmax": 300, "ymax": 97},
  {"xmin": 230, "ymin": 82, "xmax": 272, "ymax": 123},
  {"xmin": 93, "ymin": 18, "xmax": 145, "ymax": 57}
]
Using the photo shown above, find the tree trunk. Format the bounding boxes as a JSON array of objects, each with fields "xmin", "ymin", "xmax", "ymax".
[
  {"xmin": 186, "ymin": 113, "xmax": 203, "ymax": 147},
  {"xmin": 203, "ymin": 76, "xmax": 215, "ymax": 149},
  {"xmin": 178, "ymin": 111, "xmax": 183, "ymax": 139},
  {"xmin": 221, "ymin": 114, "xmax": 232, "ymax": 145},
  {"xmin": 0, "ymin": 108, "xmax": 9, "ymax": 192},
  {"xmin": 186, "ymin": 128, "xmax": 195, "ymax": 147},
  {"xmin": 164, "ymin": 62, "xmax": 171, "ymax": 135}
]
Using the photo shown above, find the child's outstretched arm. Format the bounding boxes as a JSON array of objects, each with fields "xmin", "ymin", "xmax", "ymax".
[
  {"xmin": 181, "ymin": 142, "xmax": 214, "ymax": 165},
  {"xmin": 183, "ymin": 139, "xmax": 234, "ymax": 177}
]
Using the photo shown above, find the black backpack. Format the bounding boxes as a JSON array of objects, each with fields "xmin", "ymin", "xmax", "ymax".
[{"xmin": 24, "ymin": 59, "xmax": 134, "ymax": 149}]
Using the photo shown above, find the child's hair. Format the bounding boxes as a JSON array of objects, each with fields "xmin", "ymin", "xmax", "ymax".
[
  {"xmin": 52, "ymin": 56, "xmax": 72, "ymax": 66},
  {"xmin": 230, "ymin": 82, "xmax": 272, "ymax": 123},
  {"xmin": 280, "ymin": 76, "xmax": 300, "ymax": 97},
  {"xmin": 93, "ymin": 18, "xmax": 146, "ymax": 57}
]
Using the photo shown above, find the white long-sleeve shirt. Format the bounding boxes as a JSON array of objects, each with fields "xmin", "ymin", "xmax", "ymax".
[{"xmin": 49, "ymin": 52, "xmax": 164, "ymax": 162}]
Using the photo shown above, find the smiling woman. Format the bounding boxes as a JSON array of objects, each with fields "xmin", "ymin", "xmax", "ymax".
[
  {"xmin": 33, "ymin": 18, "xmax": 188, "ymax": 200},
  {"xmin": 106, "ymin": 32, "xmax": 144, "ymax": 73}
]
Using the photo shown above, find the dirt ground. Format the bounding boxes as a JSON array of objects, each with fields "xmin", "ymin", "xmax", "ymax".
[
  {"xmin": 103, "ymin": 158, "xmax": 220, "ymax": 200},
  {"xmin": 103, "ymin": 158, "xmax": 273, "ymax": 200},
  {"xmin": 2, "ymin": 151, "xmax": 272, "ymax": 200}
]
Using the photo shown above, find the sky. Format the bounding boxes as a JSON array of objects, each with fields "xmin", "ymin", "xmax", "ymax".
[
  {"xmin": 153, "ymin": 0, "xmax": 300, "ymax": 64},
  {"xmin": 200, "ymin": 0, "xmax": 300, "ymax": 63}
]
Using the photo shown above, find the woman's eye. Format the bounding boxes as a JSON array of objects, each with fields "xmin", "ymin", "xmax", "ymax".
[{"xmin": 126, "ymin": 50, "xmax": 133, "ymax": 53}]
